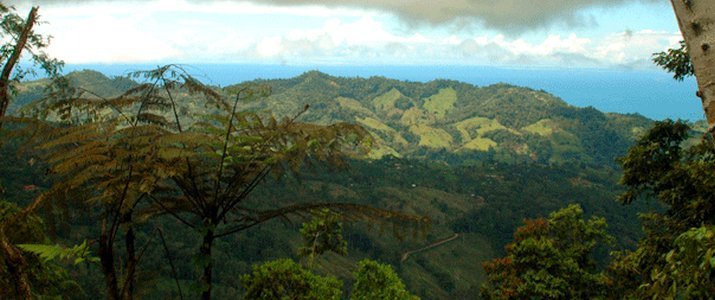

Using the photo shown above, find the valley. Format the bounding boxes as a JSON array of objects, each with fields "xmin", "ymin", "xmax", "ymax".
[{"xmin": 1, "ymin": 69, "xmax": 666, "ymax": 298}]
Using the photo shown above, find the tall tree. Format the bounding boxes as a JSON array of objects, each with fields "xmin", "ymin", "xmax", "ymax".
[
  {"xmin": 21, "ymin": 65, "xmax": 200, "ymax": 300},
  {"xmin": 241, "ymin": 258, "xmax": 343, "ymax": 300},
  {"xmin": 606, "ymin": 120, "xmax": 715, "ymax": 298},
  {"xmin": 0, "ymin": 4, "xmax": 62, "ymax": 123},
  {"xmin": 350, "ymin": 259, "xmax": 419, "ymax": 300},
  {"xmin": 139, "ymin": 78, "xmax": 426, "ymax": 300},
  {"xmin": 480, "ymin": 204, "xmax": 612, "ymax": 300},
  {"xmin": 670, "ymin": 0, "xmax": 715, "ymax": 129},
  {"xmin": 26, "ymin": 65, "xmax": 428, "ymax": 299},
  {"xmin": 0, "ymin": 5, "xmax": 62, "ymax": 297}
]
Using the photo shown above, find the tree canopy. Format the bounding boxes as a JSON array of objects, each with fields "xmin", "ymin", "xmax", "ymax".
[{"xmin": 481, "ymin": 204, "xmax": 612, "ymax": 300}]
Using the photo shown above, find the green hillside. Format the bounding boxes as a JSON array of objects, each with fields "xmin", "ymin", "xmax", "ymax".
[
  {"xmin": 14, "ymin": 70, "xmax": 652, "ymax": 166},
  {"xmin": 237, "ymin": 71, "xmax": 651, "ymax": 167},
  {"xmin": 10, "ymin": 70, "xmax": 137, "ymax": 114},
  {"xmin": 3, "ymin": 70, "xmax": 658, "ymax": 299}
]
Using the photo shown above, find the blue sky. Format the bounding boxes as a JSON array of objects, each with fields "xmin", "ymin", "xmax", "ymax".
[{"xmin": 11, "ymin": 0, "xmax": 681, "ymax": 68}]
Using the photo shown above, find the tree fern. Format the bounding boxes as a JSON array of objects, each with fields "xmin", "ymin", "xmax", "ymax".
[
  {"xmin": 17, "ymin": 240, "xmax": 98, "ymax": 265},
  {"xmin": 7, "ymin": 65, "xmax": 430, "ymax": 300}
]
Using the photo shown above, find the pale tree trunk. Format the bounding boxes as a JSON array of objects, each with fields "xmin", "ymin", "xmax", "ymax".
[
  {"xmin": 671, "ymin": 0, "xmax": 715, "ymax": 130},
  {"xmin": 0, "ymin": 6, "xmax": 38, "ymax": 122}
]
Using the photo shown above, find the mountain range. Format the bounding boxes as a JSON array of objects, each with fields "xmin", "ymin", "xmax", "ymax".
[
  {"xmin": 238, "ymin": 70, "xmax": 653, "ymax": 167},
  {"xmin": 6, "ymin": 69, "xmax": 671, "ymax": 298}
]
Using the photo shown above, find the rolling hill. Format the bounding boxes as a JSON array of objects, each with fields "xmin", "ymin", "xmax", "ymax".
[
  {"xmin": 5, "ymin": 69, "xmax": 661, "ymax": 298},
  {"xmin": 234, "ymin": 70, "xmax": 652, "ymax": 167}
]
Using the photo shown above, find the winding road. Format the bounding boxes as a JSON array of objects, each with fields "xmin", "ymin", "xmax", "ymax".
[{"xmin": 400, "ymin": 233, "xmax": 461, "ymax": 263}]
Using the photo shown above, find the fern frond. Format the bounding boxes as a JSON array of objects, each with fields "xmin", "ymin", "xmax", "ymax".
[
  {"xmin": 17, "ymin": 240, "xmax": 98, "ymax": 264},
  {"xmin": 38, "ymin": 123, "xmax": 110, "ymax": 150},
  {"xmin": 136, "ymin": 112, "xmax": 169, "ymax": 126},
  {"xmin": 45, "ymin": 140, "xmax": 109, "ymax": 164}
]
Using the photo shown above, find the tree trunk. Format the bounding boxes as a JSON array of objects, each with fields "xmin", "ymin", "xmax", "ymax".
[
  {"xmin": 671, "ymin": 0, "xmax": 715, "ymax": 130},
  {"xmin": 99, "ymin": 223, "xmax": 120, "ymax": 300},
  {"xmin": 0, "ymin": 6, "xmax": 38, "ymax": 122},
  {"xmin": 0, "ymin": 231, "xmax": 31, "ymax": 299},
  {"xmin": 199, "ymin": 228, "xmax": 215, "ymax": 300},
  {"xmin": 121, "ymin": 214, "xmax": 136, "ymax": 300}
]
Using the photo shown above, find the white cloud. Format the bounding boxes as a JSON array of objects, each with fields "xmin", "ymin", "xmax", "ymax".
[
  {"xmin": 15, "ymin": 0, "xmax": 663, "ymax": 34},
  {"xmin": 18, "ymin": 0, "xmax": 683, "ymax": 67},
  {"xmin": 450, "ymin": 29, "xmax": 680, "ymax": 67},
  {"xmin": 41, "ymin": 11, "xmax": 182, "ymax": 63},
  {"xmin": 594, "ymin": 30, "xmax": 682, "ymax": 65}
]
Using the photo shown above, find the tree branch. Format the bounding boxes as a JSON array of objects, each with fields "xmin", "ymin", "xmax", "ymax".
[{"xmin": 215, "ymin": 202, "xmax": 428, "ymax": 238}]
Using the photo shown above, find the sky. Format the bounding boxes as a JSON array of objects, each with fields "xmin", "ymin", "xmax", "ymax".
[{"xmin": 9, "ymin": 0, "xmax": 682, "ymax": 68}]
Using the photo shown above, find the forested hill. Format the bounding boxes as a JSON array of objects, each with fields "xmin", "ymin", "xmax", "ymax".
[
  {"xmin": 15, "ymin": 69, "xmax": 653, "ymax": 167},
  {"xmin": 236, "ymin": 70, "xmax": 653, "ymax": 166},
  {"xmin": 6, "ymin": 69, "xmax": 661, "ymax": 298}
]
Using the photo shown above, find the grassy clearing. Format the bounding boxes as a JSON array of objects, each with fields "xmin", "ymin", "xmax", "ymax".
[
  {"xmin": 372, "ymin": 88, "xmax": 404, "ymax": 111},
  {"xmin": 522, "ymin": 119, "xmax": 556, "ymax": 136},
  {"xmin": 454, "ymin": 117, "xmax": 517, "ymax": 140},
  {"xmin": 409, "ymin": 124, "xmax": 453, "ymax": 149},
  {"xmin": 462, "ymin": 137, "xmax": 497, "ymax": 151},
  {"xmin": 423, "ymin": 88, "xmax": 457, "ymax": 120},
  {"xmin": 337, "ymin": 96, "xmax": 376, "ymax": 117},
  {"xmin": 357, "ymin": 117, "xmax": 409, "ymax": 147},
  {"xmin": 400, "ymin": 107, "xmax": 436, "ymax": 126},
  {"xmin": 366, "ymin": 138, "xmax": 402, "ymax": 159}
]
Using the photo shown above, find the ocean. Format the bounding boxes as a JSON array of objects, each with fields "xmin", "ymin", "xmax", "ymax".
[{"xmin": 59, "ymin": 64, "xmax": 701, "ymax": 121}]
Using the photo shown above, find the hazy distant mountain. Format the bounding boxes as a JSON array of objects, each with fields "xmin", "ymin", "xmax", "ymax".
[{"xmin": 10, "ymin": 70, "xmax": 137, "ymax": 113}]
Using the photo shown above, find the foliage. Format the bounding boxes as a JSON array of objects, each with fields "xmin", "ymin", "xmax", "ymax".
[
  {"xmin": 607, "ymin": 119, "xmax": 715, "ymax": 298},
  {"xmin": 2, "ymin": 68, "xmax": 662, "ymax": 298},
  {"xmin": 0, "ymin": 200, "xmax": 83, "ymax": 299},
  {"xmin": 618, "ymin": 119, "xmax": 715, "ymax": 233},
  {"xmin": 618, "ymin": 119, "xmax": 692, "ymax": 206},
  {"xmin": 0, "ymin": 5, "xmax": 66, "ymax": 297},
  {"xmin": 0, "ymin": 4, "xmax": 63, "ymax": 120},
  {"xmin": 653, "ymin": 40, "xmax": 694, "ymax": 81},
  {"xmin": 351, "ymin": 259, "xmax": 419, "ymax": 300},
  {"xmin": 646, "ymin": 226, "xmax": 715, "ymax": 298},
  {"xmin": 298, "ymin": 208, "xmax": 348, "ymax": 260},
  {"xmin": 13, "ymin": 65, "xmax": 428, "ymax": 299},
  {"xmin": 240, "ymin": 258, "xmax": 342, "ymax": 300},
  {"xmin": 17, "ymin": 240, "xmax": 98, "ymax": 265},
  {"xmin": 0, "ymin": 199, "xmax": 44, "ymax": 243},
  {"xmin": 480, "ymin": 204, "xmax": 612, "ymax": 299}
]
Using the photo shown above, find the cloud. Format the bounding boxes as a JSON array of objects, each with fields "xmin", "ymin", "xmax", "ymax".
[
  {"xmin": 450, "ymin": 29, "xmax": 679, "ymax": 67},
  {"xmin": 242, "ymin": 16, "xmax": 430, "ymax": 64},
  {"xmin": 13, "ymin": 0, "xmax": 662, "ymax": 34},
  {"xmin": 595, "ymin": 29, "xmax": 680, "ymax": 65},
  {"xmin": 257, "ymin": 0, "xmax": 667, "ymax": 34},
  {"xmin": 7, "ymin": 0, "xmax": 681, "ymax": 67}
]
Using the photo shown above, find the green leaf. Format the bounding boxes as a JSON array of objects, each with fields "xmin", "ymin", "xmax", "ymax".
[{"xmin": 17, "ymin": 240, "xmax": 96, "ymax": 265}]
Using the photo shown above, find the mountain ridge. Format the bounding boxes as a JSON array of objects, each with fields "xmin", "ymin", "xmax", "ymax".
[
  {"xmin": 13, "ymin": 69, "xmax": 654, "ymax": 166},
  {"xmin": 6, "ymin": 69, "xmax": 666, "ymax": 298},
  {"xmin": 231, "ymin": 70, "xmax": 652, "ymax": 166}
]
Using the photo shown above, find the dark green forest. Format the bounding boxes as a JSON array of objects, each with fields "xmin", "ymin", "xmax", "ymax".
[
  {"xmin": 2, "ymin": 3, "xmax": 715, "ymax": 300},
  {"xmin": 1, "ymin": 66, "xmax": 664, "ymax": 299}
]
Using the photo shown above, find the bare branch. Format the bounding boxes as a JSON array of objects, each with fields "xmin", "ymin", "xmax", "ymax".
[{"xmin": 215, "ymin": 202, "xmax": 429, "ymax": 238}]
